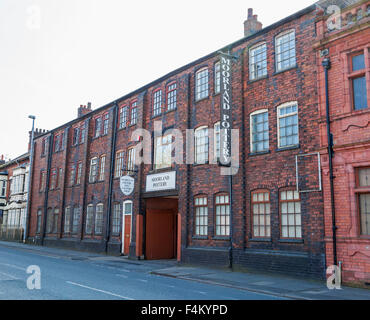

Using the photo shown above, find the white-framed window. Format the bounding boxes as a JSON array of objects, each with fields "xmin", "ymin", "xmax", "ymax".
[
  {"xmin": 95, "ymin": 203, "xmax": 104, "ymax": 235},
  {"xmin": 277, "ymin": 102, "xmax": 299, "ymax": 148},
  {"xmin": 112, "ymin": 203, "xmax": 121, "ymax": 235},
  {"xmin": 252, "ymin": 190, "xmax": 271, "ymax": 238},
  {"xmin": 99, "ymin": 155, "xmax": 106, "ymax": 181},
  {"xmin": 72, "ymin": 207, "xmax": 80, "ymax": 234},
  {"xmin": 154, "ymin": 134, "xmax": 172, "ymax": 170},
  {"xmin": 76, "ymin": 163, "xmax": 82, "ymax": 185},
  {"xmin": 130, "ymin": 102, "xmax": 138, "ymax": 126},
  {"xmin": 85, "ymin": 204, "xmax": 94, "ymax": 235},
  {"xmin": 214, "ymin": 122, "xmax": 220, "ymax": 161},
  {"xmin": 214, "ymin": 62, "xmax": 221, "ymax": 94},
  {"xmin": 250, "ymin": 109, "xmax": 269, "ymax": 153},
  {"xmin": 195, "ymin": 68, "xmax": 209, "ymax": 101},
  {"xmin": 127, "ymin": 148, "xmax": 136, "ymax": 174},
  {"xmin": 167, "ymin": 83, "xmax": 177, "ymax": 111},
  {"xmin": 280, "ymin": 190, "xmax": 302, "ymax": 239},
  {"xmin": 194, "ymin": 196, "xmax": 208, "ymax": 236},
  {"xmin": 46, "ymin": 208, "xmax": 53, "ymax": 234},
  {"xmin": 124, "ymin": 200, "xmax": 133, "ymax": 215},
  {"xmin": 249, "ymin": 42, "xmax": 267, "ymax": 80},
  {"xmin": 215, "ymin": 193, "xmax": 230, "ymax": 237},
  {"xmin": 153, "ymin": 90, "xmax": 162, "ymax": 117},
  {"xmin": 119, "ymin": 106, "xmax": 128, "ymax": 129},
  {"xmin": 89, "ymin": 157, "xmax": 99, "ymax": 183},
  {"xmin": 63, "ymin": 207, "xmax": 70, "ymax": 233},
  {"xmin": 0, "ymin": 180, "xmax": 6, "ymax": 197},
  {"xmin": 53, "ymin": 208, "xmax": 59, "ymax": 234},
  {"xmin": 275, "ymin": 30, "xmax": 296, "ymax": 72},
  {"xmin": 115, "ymin": 151, "xmax": 125, "ymax": 178},
  {"xmin": 195, "ymin": 127, "xmax": 209, "ymax": 165}
]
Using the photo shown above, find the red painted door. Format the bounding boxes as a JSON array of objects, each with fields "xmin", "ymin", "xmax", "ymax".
[
  {"xmin": 123, "ymin": 215, "xmax": 131, "ymax": 255},
  {"xmin": 146, "ymin": 209, "xmax": 175, "ymax": 260}
]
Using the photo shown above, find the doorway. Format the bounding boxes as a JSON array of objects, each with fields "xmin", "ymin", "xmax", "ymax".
[
  {"xmin": 122, "ymin": 201, "xmax": 133, "ymax": 256},
  {"xmin": 145, "ymin": 198, "xmax": 178, "ymax": 260}
]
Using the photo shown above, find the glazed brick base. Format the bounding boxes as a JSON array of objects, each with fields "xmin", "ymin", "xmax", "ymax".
[
  {"xmin": 182, "ymin": 247, "xmax": 326, "ymax": 280},
  {"xmin": 26, "ymin": 237, "xmax": 121, "ymax": 255}
]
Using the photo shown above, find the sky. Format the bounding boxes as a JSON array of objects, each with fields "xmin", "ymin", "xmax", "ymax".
[{"xmin": 0, "ymin": 0, "xmax": 315, "ymax": 160}]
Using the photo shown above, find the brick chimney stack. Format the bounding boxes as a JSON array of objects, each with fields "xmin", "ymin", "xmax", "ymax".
[
  {"xmin": 28, "ymin": 128, "xmax": 49, "ymax": 151},
  {"xmin": 0, "ymin": 155, "xmax": 5, "ymax": 165},
  {"xmin": 78, "ymin": 102, "xmax": 92, "ymax": 118},
  {"xmin": 244, "ymin": 8, "xmax": 263, "ymax": 37}
]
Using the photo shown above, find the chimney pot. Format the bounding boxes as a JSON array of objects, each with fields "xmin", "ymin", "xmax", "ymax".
[{"xmin": 244, "ymin": 8, "xmax": 263, "ymax": 37}]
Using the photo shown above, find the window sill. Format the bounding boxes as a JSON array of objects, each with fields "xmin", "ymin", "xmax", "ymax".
[
  {"xmin": 276, "ymin": 145, "xmax": 300, "ymax": 152},
  {"xmin": 192, "ymin": 236, "xmax": 208, "ymax": 240},
  {"xmin": 195, "ymin": 96, "xmax": 210, "ymax": 104},
  {"xmin": 278, "ymin": 239, "xmax": 304, "ymax": 244},
  {"xmin": 212, "ymin": 236, "xmax": 231, "ymax": 241},
  {"xmin": 248, "ymin": 75, "xmax": 268, "ymax": 84},
  {"xmin": 273, "ymin": 65, "xmax": 298, "ymax": 76},
  {"xmin": 165, "ymin": 108, "xmax": 177, "ymax": 115},
  {"xmin": 248, "ymin": 151, "xmax": 271, "ymax": 157},
  {"xmin": 249, "ymin": 238, "xmax": 272, "ymax": 243},
  {"xmin": 151, "ymin": 114, "xmax": 162, "ymax": 120},
  {"xmin": 148, "ymin": 167, "xmax": 175, "ymax": 175},
  {"xmin": 192, "ymin": 162, "xmax": 209, "ymax": 167}
]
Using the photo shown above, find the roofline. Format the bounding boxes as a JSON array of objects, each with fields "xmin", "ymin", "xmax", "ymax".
[
  {"xmin": 0, "ymin": 152, "xmax": 30, "ymax": 170},
  {"xmin": 35, "ymin": 3, "xmax": 317, "ymax": 140}
]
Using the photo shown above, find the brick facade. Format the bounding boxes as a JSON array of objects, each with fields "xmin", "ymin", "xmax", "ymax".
[
  {"xmin": 315, "ymin": 0, "xmax": 370, "ymax": 286},
  {"xmin": 27, "ymin": 4, "xmax": 329, "ymax": 279}
]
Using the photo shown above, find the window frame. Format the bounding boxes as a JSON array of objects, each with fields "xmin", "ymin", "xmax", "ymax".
[
  {"xmin": 214, "ymin": 61, "xmax": 221, "ymax": 95},
  {"xmin": 130, "ymin": 101, "xmax": 138, "ymax": 126},
  {"xmin": 63, "ymin": 206, "xmax": 71, "ymax": 234},
  {"xmin": 355, "ymin": 167, "xmax": 370, "ymax": 237},
  {"xmin": 214, "ymin": 122, "xmax": 221, "ymax": 162},
  {"xmin": 194, "ymin": 195, "xmax": 208, "ymax": 237},
  {"xmin": 76, "ymin": 162, "xmax": 82, "ymax": 185},
  {"xmin": 154, "ymin": 134, "xmax": 173, "ymax": 171},
  {"xmin": 89, "ymin": 157, "xmax": 99, "ymax": 183},
  {"xmin": 85, "ymin": 204, "xmax": 94, "ymax": 235},
  {"xmin": 214, "ymin": 193, "xmax": 231, "ymax": 238},
  {"xmin": 194, "ymin": 126, "xmax": 209, "ymax": 165},
  {"xmin": 279, "ymin": 189, "xmax": 302, "ymax": 240},
  {"xmin": 275, "ymin": 29, "xmax": 296, "ymax": 73},
  {"xmin": 115, "ymin": 151, "xmax": 125, "ymax": 178},
  {"xmin": 251, "ymin": 190, "xmax": 271, "ymax": 239},
  {"xmin": 94, "ymin": 116, "xmax": 102, "ymax": 138},
  {"xmin": 127, "ymin": 147, "xmax": 136, "ymax": 174},
  {"xmin": 166, "ymin": 82, "xmax": 177, "ymax": 112},
  {"xmin": 99, "ymin": 155, "xmax": 106, "ymax": 181},
  {"xmin": 249, "ymin": 42, "xmax": 268, "ymax": 80},
  {"xmin": 250, "ymin": 109, "xmax": 269, "ymax": 153},
  {"xmin": 103, "ymin": 112, "xmax": 109, "ymax": 135},
  {"xmin": 152, "ymin": 89, "xmax": 162, "ymax": 117},
  {"xmin": 277, "ymin": 102, "xmax": 299, "ymax": 149},
  {"xmin": 112, "ymin": 202, "xmax": 121, "ymax": 236},
  {"xmin": 119, "ymin": 105, "xmax": 128, "ymax": 129},
  {"xmin": 195, "ymin": 67, "xmax": 209, "ymax": 101},
  {"xmin": 349, "ymin": 51, "xmax": 368, "ymax": 111},
  {"xmin": 95, "ymin": 203, "xmax": 104, "ymax": 235}
]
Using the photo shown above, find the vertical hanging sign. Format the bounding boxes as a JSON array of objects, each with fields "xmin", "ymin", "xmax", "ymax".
[{"xmin": 220, "ymin": 52, "xmax": 232, "ymax": 167}]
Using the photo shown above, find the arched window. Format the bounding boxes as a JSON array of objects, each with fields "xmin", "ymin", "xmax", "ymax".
[
  {"xmin": 275, "ymin": 30, "xmax": 296, "ymax": 72},
  {"xmin": 251, "ymin": 190, "xmax": 271, "ymax": 238},
  {"xmin": 195, "ymin": 126, "xmax": 209, "ymax": 165},
  {"xmin": 195, "ymin": 68, "xmax": 209, "ymax": 101}
]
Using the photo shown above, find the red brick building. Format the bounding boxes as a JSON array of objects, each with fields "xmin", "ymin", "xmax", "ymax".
[
  {"xmin": 315, "ymin": 0, "xmax": 370, "ymax": 285},
  {"xmin": 27, "ymin": 4, "xmax": 327, "ymax": 279}
]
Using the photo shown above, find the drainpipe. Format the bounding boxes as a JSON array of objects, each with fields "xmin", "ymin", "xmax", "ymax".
[
  {"xmin": 105, "ymin": 103, "xmax": 118, "ymax": 253},
  {"xmin": 322, "ymin": 57, "xmax": 338, "ymax": 267},
  {"xmin": 41, "ymin": 133, "xmax": 54, "ymax": 246}
]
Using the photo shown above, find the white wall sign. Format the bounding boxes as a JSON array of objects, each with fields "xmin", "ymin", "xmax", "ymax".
[
  {"xmin": 120, "ymin": 176, "xmax": 135, "ymax": 196},
  {"xmin": 146, "ymin": 171, "xmax": 176, "ymax": 193}
]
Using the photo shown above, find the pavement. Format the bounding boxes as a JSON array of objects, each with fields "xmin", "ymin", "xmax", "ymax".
[{"xmin": 0, "ymin": 240, "xmax": 369, "ymax": 300}]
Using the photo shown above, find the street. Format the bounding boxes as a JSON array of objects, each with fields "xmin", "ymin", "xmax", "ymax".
[{"xmin": 0, "ymin": 242, "xmax": 284, "ymax": 300}]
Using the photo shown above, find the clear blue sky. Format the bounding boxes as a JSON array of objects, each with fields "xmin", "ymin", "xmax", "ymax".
[{"xmin": 0, "ymin": 0, "xmax": 315, "ymax": 159}]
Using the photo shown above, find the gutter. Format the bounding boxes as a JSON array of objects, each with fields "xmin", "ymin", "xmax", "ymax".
[{"xmin": 322, "ymin": 57, "xmax": 338, "ymax": 266}]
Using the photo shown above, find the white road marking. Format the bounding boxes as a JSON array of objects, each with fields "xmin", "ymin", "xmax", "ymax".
[
  {"xmin": 116, "ymin": 274, "xmax": 128, "ymax": 279},
  {"xmin": 66, "ymin": 281, "xmax": 134, "ymax": 300},
  {"xmin": 0, "ymin": 263, "xmax": 26, "ymax": 271},
  {"xmin": 138, "ymin": 279, "xmax": 148, "ymax": 283},
  {"xmin": 0, "ymin": 271, "xmax": 20, "ymax": 280}
]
